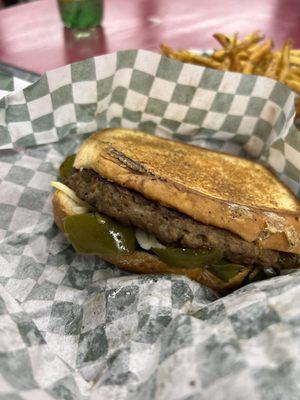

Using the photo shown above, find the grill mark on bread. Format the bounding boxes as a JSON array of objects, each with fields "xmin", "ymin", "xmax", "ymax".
[{"xmin": 107, "ymin": 146, "xmax": 149, "ymax": 174}]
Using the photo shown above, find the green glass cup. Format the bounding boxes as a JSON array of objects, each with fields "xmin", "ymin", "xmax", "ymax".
[{"xmin": 58, "ymin": 0, "xmax": 103, "ymax": 30}]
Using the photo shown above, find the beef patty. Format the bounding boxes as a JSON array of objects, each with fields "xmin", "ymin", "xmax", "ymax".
[{"xmin": 63, "ymin": 169, "xmax": 280, "ymax": 267}]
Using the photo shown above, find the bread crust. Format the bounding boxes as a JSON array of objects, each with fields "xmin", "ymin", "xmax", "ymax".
[
  {"xmin": 52, "ymin": 190, "xmax": 249, "ymax": 294},
  {"xmin": 73, "ymin": 128, "xmax": 300, "ymax": 254}
]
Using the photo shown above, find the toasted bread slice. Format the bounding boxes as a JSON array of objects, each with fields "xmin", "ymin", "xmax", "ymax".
[
  {"xmin": 74, "ymin": 128, "xmax": 300, "ymax": 254},
  {"xmin": 52, "ymin": 189, "xmax": 250, "ymax": 294}
]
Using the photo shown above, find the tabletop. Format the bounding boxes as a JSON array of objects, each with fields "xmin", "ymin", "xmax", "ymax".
[{"xmin": 0, "ymin": 0, "xmax": 300, "ymax": 74}]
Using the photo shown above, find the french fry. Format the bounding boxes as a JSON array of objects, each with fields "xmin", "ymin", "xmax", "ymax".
[
  {"xmin": 235, "ymin": 32, "xmax": 264, "ymax": 53},
  {"xmin": 220, "ymin": 57, "xmax": 231, "ymax": 70},
  {"xmin": 288, "ymin": 73, "xmax": 300, "ymax": 82},
  {"xmin": 227, "ymin": 30, "xmax": 263, "ymax": 50},
  {"xmin": 229, "ymin": 33, "xmax": 238, "ymax": 49},
  {"xmin": 160, "ymin": 43, "xmax": 173, "ymax": 58},
  {"xmin": 249, "ymin": 39, "xmax": 273, "ymax": 63},
  {"xmin": 286, "ymin": 78, "xmax": 300, "ymax": 93},
  {"xmin": 264, "ymin": 53, "xmax": 281, "ymax": 79},
  {"xmin": 289, "ymin": 66, "xmax": 300, "ymax": 78},
  {"xmin": 279, "ymin": 39, "xmax": 292, "ymax": 82},
  {"xmin": 237, "ymin": 51, "xmax": 249, "ymax": 61},
  {"xmin": 290, "ymin": 56, "xmax": 300, "ymax": 65},
  {"xmin": 242, "ymin": 62, "xmax": 254, "ymax": 74},
  {"xmin": 230, "ymin": 53, "xmax": 243, "ymax": 72},
  {"xmin": 213, "ymin": 33, "xmax": 231, "ymax": 48},
  {"xmin": 161, "ymin": 32, "xmax": 300, "ymax": 119},
  {"xmin": 212, "ymin": 49, "xmax": 226, "ymax": 61},
  {"xmin": 291, "ymin": 50, "xmax": 300, "ymax": 56},
  {"xmin": 185, "ymin": 52, "xmax": 222, "ymax": 69},
  {"xmin": 243, "ymin": 30, "xmax": 263, "ymax": 42},
  {"xmin": 160, "ymin": 44, "xmax": 222, "ymax": 69}
]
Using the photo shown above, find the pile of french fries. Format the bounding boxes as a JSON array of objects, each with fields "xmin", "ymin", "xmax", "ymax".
[{"xmin": 161, "ymin": 31, "xmax": 300, "ymax": 117}]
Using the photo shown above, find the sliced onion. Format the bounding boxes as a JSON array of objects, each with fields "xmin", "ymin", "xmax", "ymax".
[
  {"xmin": 72, "ymin": 205, "xmax": 90, "ymax": 215},
  {"xmin": 135, "ymin": 228, "xmax": 166, "ymax": 250},
  {"xmin": 51, "ymin": 181, "xmax": 91, "ymax": 208}
]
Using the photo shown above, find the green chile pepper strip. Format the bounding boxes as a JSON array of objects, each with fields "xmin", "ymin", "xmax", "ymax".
[
  {"xmin": 207, "ymin": 262, "xmax": 245, "ymax": 282},
  {"xmin": 59, "ymin": 154, "xmax": 76, "ymax": 179},
  {"xmin": 152, "ymin": 247, "xmax": 224, "ymax": 269},
  {"xmin": 64, "ymin": 212, "xmax": 246, "ymax": 283},
  {"xmin": 152, "ymin": 247, "xmax": 248, "ymax": 282},
  {"xmin": 64, "ymin": 213, "xmax": 136, "ymax": 257}
]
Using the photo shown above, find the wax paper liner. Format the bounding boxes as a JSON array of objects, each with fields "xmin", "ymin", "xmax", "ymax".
[{"xmin": 0, "ymin": 50, "xmax": 300, "ymax": 400}]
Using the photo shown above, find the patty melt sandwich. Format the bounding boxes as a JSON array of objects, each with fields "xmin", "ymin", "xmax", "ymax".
[{"xmin": 52, "ymin": 128, "xmax": 300, "ymax": 293}]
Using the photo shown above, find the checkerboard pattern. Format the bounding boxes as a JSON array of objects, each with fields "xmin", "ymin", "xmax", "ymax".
[
  {"xmin": 0, "ymin": 70, "xmax": 32, "ymax": 100},
  {"xmin": 1, "ymin": 51, "xmax": 300, "ymax": 400},
  {"xmin": 0, "ymin": 50, "xmax": 299, "ymax": 195}
]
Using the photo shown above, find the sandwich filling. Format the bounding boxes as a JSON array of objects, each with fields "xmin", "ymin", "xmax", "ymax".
[{"xmin": 63, "ymin": 168, "xmax": 282, "ymax": 268}]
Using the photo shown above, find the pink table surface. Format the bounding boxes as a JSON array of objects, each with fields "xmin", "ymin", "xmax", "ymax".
[{"xmin": 0, "ymin": 0, "xmax": 300, "ymax": 74}]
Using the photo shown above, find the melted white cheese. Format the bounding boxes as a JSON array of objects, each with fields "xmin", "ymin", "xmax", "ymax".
[{"xmin": 135, "ymin": 228, "xmax": 166, "ymax": 250}]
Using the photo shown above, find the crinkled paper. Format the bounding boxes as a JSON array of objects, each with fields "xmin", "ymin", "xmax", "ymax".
[{"xmin": 0, "ymin": 50, "xmax": 300, "ymax": 400}]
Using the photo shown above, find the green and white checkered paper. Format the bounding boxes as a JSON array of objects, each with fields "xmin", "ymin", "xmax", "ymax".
[{"xmin": 1, "ymin": 50, "xmax": 300, "ymax": 400}]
